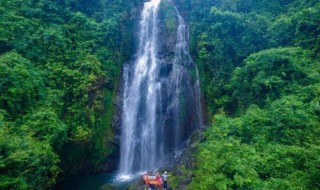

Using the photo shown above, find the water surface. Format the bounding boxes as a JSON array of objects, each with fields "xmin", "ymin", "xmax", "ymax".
[{"xmin": 55, "ymin": 172, "xmax": 138, "ymax": 190}]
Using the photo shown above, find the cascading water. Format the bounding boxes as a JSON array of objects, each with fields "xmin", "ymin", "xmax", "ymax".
[{"xmin": 118, "ymin": 0, "xmax": 203, "ymax": 178}]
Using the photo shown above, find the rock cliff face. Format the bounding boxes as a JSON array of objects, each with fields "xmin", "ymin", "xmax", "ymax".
[
  {"xmin": 112, "ymin": 0, "xmax": 203, "ymax": 175},
  {"xmin": 109, "ymin": 1, "xmax": 207, "ymax": 188},
  {"xmin": 112, "ymin": 0, "xmax": 185, "ymax": 141}
]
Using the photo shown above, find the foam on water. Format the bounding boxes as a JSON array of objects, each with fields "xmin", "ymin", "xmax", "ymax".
[{"xmin": 114, "ymin": 174, "xmax": 135, "ymax": 183}]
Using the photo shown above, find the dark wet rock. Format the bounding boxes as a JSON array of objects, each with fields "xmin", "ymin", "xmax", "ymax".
[
  {"xmin": 112, "ymin": 66, "xmax": 126, "ymax": 137},
  {"xmin": 99, "ymin": 184, "xmax": 115, "ymax": 190},
  {"xmin": 95, "ymin": 159, "xmax": 117, "ymax": 173},
  {"xmin": 159, "ymin": 128, "xmax": 206, "ymax": 189},
  {"xmin": 126, "ymin": 179, "xmax": 145, "ymax": 190}
]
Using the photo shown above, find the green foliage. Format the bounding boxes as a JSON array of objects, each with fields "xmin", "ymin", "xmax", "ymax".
[
  {"xmin": 0, "ymin": 52, "xmax": 44, "ymax": 118},
  {"xmin": 20, "ymin": 108, "xmax": 67, "ymax": 150},
  {"xmin": 175, "ymin": 0, "xmax": 320, "ymax": 189},
  {"xmin": 230, "ymin": 48, "xmax": 311, "ymax": 108},
  {"xmin": 189, "ymin": 98, "xmax": 320, "ymax": 189},
  {"xmin": 1, "ymin": 0, "xmax": 319, "ymax": 189},
  {"xmin": 0, "ymin": 0, "xmax": 137, "ymax": 188},
  {"xmin": 160, "ymin": 0, "xmax": 177, "ymax": 34},
  {"xmin": 293, "ymin": 4, "xmax": 320, "ymax": 54},
  {"xmin": 0, "ymin": 126, "xmax": 60, "ymax": 190},
  {"xmin": 188, "ymin": 2, "xmax": 271, "ymax": 115},
  {"xmin": 185, "ymin": 0, "xmax": 320, "ymax": 115}
]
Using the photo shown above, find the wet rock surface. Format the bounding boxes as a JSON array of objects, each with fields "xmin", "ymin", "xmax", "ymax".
[
  {"xmin": 168, "ymin": 128, "xmax": 205, "ymax": 189},
  {"xmin": 125, "ymin": 127, "xmax": 205, "ymax": 190}
]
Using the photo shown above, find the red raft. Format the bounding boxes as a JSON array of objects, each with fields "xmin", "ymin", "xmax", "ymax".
[{"xmin": 143, "ymin": 174, "xmax": 163, "ymax": 186}]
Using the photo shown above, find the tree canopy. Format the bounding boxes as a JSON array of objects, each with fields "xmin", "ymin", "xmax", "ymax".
[
  {"xmin": 0, "ymin": 0, "xmax": 138, "ymax": 189},
  {"xmin": 172, "ymin": 0, "xmax": 320, "ymax": 189}
]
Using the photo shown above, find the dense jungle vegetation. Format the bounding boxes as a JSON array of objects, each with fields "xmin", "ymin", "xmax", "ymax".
[
  {"xmin": 0, "ymin": 0, "xmax": 139, "ymax": 189},
  {"xmin": 1, "ymin": 0, "xmax": 319, "ymax": 189},
  {"xmin": 172, "ymin": 0, "xmax": 320, "ymax": 189}
]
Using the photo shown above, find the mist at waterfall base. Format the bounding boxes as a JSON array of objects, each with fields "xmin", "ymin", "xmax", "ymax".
[{"xmin": 118, "ymin": 0, "xmax": 203, "ymax": 180}]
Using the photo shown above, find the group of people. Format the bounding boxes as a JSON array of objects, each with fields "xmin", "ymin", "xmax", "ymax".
[{"xmin": 143, "ymin": 171, "xmax": 170, "ymax": 190}]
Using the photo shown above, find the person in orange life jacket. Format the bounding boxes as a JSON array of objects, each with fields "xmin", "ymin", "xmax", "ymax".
[
  {"xmin": 149, "ymin": 172, "xmax": 156, "ymax": 190},
  {"xmin": 155, "ymin": 173, "xmax": 161, "ymax": 190}
]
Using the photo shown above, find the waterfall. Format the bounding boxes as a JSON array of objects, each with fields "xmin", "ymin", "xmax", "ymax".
[{"xmin": 118, "ymin": 0, "xmax": 203, "ymax": 177}]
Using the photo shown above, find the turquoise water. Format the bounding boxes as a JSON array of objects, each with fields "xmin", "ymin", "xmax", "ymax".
[{"xmin": 55, "ymin": 172, "xmax": 135, "ymax": 190}]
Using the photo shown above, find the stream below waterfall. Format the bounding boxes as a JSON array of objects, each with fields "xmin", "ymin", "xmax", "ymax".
[{"xmin": 54, "ymin": 172, "xmax": 138, "ymax": 190}]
